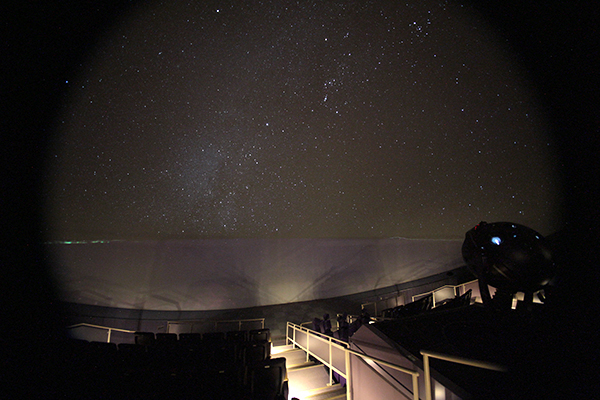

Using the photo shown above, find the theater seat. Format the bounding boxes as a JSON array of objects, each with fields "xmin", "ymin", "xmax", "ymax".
[
  {"xmin": 246, "ymin": 357, "xmax": 288, "ymax": 400},
  {"xmin": 202, "ymin": 331, "xmax": 225, "ymax": 344},
  {"xmin": 134, "ymin": 331, "xmax": 155, "ymax": 347},
  {"xmin": 390, "ymin": 293, "xmax": 433, "ymax": 318},
  {"xmin": 155, "ymin": 332, "xmax": 177, "ymax": 343},
  {"xmin": 178, "ymin": 332, "xmax": 202, "ymax": 349},
  {"xmin": 227, "ymin": 330, "xmax": 249, "ymax": 342},
  {"xmin": 249, "ymin": 328, "xmax": 271, "ymax": 343},
  {"xmin": 242, "ymin": 341, "xmax": 270, "ymax": 365}
]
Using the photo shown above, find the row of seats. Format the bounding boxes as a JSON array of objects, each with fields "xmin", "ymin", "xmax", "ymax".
[
  {"xmin": 61, "ymin": 328, "xmax": 287, "ymax": 400},
  {"xmin": 381, "ymin": 293, "xmax": 434, "ymax": 319},
  {"xmin": 433, "ymin": 289, "xmax": 472, "ymax": 311},
  {"xmin": 380, "ymin": 290, "xmax": 473, "ymax": 319},
  {"xmin": 135, "ymin": 328, "xmax": 271, "ymax": 347}
]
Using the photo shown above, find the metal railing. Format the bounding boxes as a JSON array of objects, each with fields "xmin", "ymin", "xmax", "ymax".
[
  {"xmin": 214, "ymin": 318, "xmax": 265, "ymax": 331},
  {"xmin": 361, "ymin": 279, "xmax": 481, "ymax": 315},
  {"xmin": 286, "ymin": 322, "xmax": 420, "ymax": 400},
  {"xmin": 412, "ymin": 279, "xmax": 479, "ymax": 306},
  {"xmin": 167, "ymin": 317, "xmax": 265, "ymax": 333},
  {"xmin": 66, "ymin": 323, "xmax": 136, "ymax": 343},
  {"xmin": 421, "ymin": 350, "xmax": 506, "ymax": 400},
  {"xmin": 287, "ymin": 322, "xmax": 508, "ymax": 400},
  {"xmin": 300, "ymin": 316, "xmax": 356, "ymax": 332},
  {"xmin": 360, "ymin": 300, "xmax": 379, "ymax": 316}
]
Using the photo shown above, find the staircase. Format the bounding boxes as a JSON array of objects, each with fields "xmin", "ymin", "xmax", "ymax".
[{"xmin": 272, "ymin": 341, "xmax": 346, "ymax": 400}]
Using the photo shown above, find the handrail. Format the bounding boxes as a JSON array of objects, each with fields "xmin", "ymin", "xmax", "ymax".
[
  {"xmin": 360, "ymin": 301, "xmax": 379, "ymax": 316},
  {"xmin": 214, "ymin": 318, "xmax": 265, "ymax": 331},
  {"xmin": 361, "ymin": 279, "xmax": 479, "ymax": 314},
  {"xmin": 299, "ymin": 317, "xmax": 357, "ymax": 335},
  {"xmin": 286, "ymin": 322, "xmax": 420, "ymax": 400},
  {"xmin": 66, "ymin": 323, "xmax": 136, "ymax": 343},
  {"xmin": 288, "ymin": 322, "xmax": 349, "ymax": 348},
  {"xmin": 167, "ymin": 317, "xmax": 265, "ymax": 333},
  {"xmin": 290, "ymin": 325, "xmax": 349, "ymax": 388},
  {"xmin": 346, "ymin": 347, "xmax": 420, "ymax": 376},
  {"xmin": 420, "ymin": 350, "xmax": 506, "ymax": 400},
  {"xmin": 299, "ymin": 320, "xmax": 313, "ymax": 329},
  {"xmin": 412, "ymin": 279, "xmax": 479, "ymax": 305}
]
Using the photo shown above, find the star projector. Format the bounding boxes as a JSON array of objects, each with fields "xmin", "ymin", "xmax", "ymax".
[{"xmin": 462, "ymin": 221, "xmax": 556, "ymax": 310}]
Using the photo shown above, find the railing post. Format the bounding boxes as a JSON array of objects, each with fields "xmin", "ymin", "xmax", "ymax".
[
  {"xmin": 412, "ymin": 372, "xmax": 419, "ymax": 400},
  {"xmin": 306, "ymin": 331, "xmax": 310, "ymax": 362},
  {"xmin": 107, "ymin": 328, "xmax": 112, "ymax": 343},
  {"xmin": 329, "ymin": 338, "xmax": 333, "ymax": 385},
  {"xmin": 424, "ymin": 353, "xmax": 432, "ymax": 400},
  {"xmin": 345, "ymin": 348, "xmax": 352, "ymax": 400}
]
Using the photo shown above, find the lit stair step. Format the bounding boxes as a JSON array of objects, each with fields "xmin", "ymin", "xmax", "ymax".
[
  {"xmin": 288, "ymin": 364, "xmax": 331, "ymax": 395},
  {"xmin": 273, "ymin": 345, "xmax": 346, "ymax": 399},
  {"xmin": 271, "ymin": 344, "xmax": 295, "ymax": 354},
  {"xmin": 271, "ymin": 337, "xmax": 289, "ymax": 347},
  {"xmin": 273, "ymin": 347, "xmax": 309, "ymax": 367},
  {"xmin": 302, "ymin": 383, "xmax": 346, "ymax": 400}
]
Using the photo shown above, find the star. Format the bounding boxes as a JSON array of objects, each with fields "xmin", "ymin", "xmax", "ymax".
[{"xmin": 47, "ymin": 0, "xmax": 561, "ymax": 241}]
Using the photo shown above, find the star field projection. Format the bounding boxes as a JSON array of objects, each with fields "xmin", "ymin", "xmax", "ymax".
[{"xmin": 48, "ymin": 1, "xmax": 561, "ymax": 240}]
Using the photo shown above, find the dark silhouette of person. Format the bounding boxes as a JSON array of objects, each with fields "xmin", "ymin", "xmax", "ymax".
[
  {"xmin": 321, "ymin": 313, "xmax": 332, "ymax": 336},
  {"xmin": 312, "ymin": 317, "xmax": 322, "ymax": 333},
  {"xmin": 336, "ymin": 313, "xmax": 349, "ymax": 341}
]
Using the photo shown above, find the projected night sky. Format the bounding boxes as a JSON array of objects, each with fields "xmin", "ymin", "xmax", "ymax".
[{"xmin": 47, "ymin": 0, "xmax": 561, "ymax": 241}]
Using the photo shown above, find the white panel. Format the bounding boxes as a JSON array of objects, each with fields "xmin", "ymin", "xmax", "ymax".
[{"xmin": 434, "ymin": 379, "xmax": 446, "ymax": 400}]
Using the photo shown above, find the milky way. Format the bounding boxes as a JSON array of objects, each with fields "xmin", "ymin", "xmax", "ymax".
[{"xmin": 47, "ymin": 0, "xmax": 561, "ymax": 240}]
